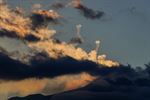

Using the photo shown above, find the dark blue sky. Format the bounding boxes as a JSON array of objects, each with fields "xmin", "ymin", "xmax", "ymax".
[{"xmin": 1, "ymin": 0, "xmax": 150, "ymax": 67}]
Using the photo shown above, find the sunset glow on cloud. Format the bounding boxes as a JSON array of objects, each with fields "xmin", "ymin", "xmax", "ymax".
[{"xmin": 0, "ymin": 0, "xmax": 150, "ymax": 100}]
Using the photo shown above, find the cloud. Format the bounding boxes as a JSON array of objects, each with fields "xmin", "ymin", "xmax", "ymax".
[
  {"xmin": 76, "ymin": 5, "xmax": 104, "ymax": 20},
  {"xmin": 0, "ymin": 1, "xmax": 119, "ymax": 67},
  {"xmin": 50, "ymin": 0, "xmax": 105, "ymax": 20},
  {"xmin": 31, "ymin": 10, "xmax": 61, "ymax": 29},
  {"xmin": 0, "ymin": 3, "xmax": 56, "ymax": 41},
  {"xmin": 68, "ymin": 0, "xmax": 104, "ymax": 20},
  {"xmin": 10, "ymin": 75, "xmax": 150, "ymax": 100},
  {"xmin": 1, "ymin": 1, "xmax": 150, "ymax": 100},
  {"xmin": 0, "ymin": 50, "xmax": 100, "ymax": 80},
  {"xmin": 9, "ymin": 63, "xmax": 150, "ymax": 100},
  {"xmin": 28, "ymin": 40, "xmax": 119, "ymax": 67},
  {"xmin": 0, "ymin": 72, "xmax": 95, "ymax": 100}
]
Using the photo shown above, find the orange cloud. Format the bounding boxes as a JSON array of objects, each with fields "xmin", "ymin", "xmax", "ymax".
[
  {"xmin": 0, "ymin": 73, "xmax": 96, "ymax": 99},
  {"xmin": 65, "ymin": 73, "xmax": 96, "ymax": 90}
]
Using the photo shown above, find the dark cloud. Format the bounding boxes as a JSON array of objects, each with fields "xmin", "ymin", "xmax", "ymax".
[
  {"xmin": 51, "ymin": 0, "xmax": 105, "ymax": 20},
  {"xmin": 24, "ymin": 34, "xmax": 41, "ymax": 42},
  {"xmin": 69, "ymin": 37, "xmax": 83, "ymax": 45},
  {"xmin": 0, "ymin": 52, "xmax": 29, "ymax": 79},
  {"xmin": 10, "ymin": 94, "xmax": 52, "ymax": 100},
  {"xmin": 30, "ymin": 14, "xmax": 47, "ymax": 28},
  {"xmin": 145, "ymin": 63, "xmax": 150, "ymax": 77},
  {"xmin": 30, "ymin": 10, "xmax": 61, "ymax": 29},
  {"xmin": 0, "ymin": 48, "xmax": 144, "ymax": 80},
  {"xmin": 0, "ymin": 29, "xmax": 41, "ymax": 42},
  {"xmin": 0, "ymin": 29, "xmax": 21, "ymax": 38},
  {"xmin": 9, "ymin": 62, "xmax": 150, "ymax": 100},
  {"xmin": 0, "ymin": 51, "xmax": 100, "ymax": 80},
  {"xmin": 30, "ymin": 14, "xmax": 60, "ymax": 29},
  {"xmin": 10, "ymin": 76, "xmax": 150, "ymax": 100},
  {"xmin": 75, "ymin": 4, "xmax": 104, "ymax": 20}
]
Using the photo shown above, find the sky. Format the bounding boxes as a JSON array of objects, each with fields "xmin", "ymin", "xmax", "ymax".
[
  {"xmin": 1, "ymin": 1, "xmax": 150, "ymax": 99},
  {"xmin": 1, "ymin": 0, "xmax": 150, "ymax": 67}
]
